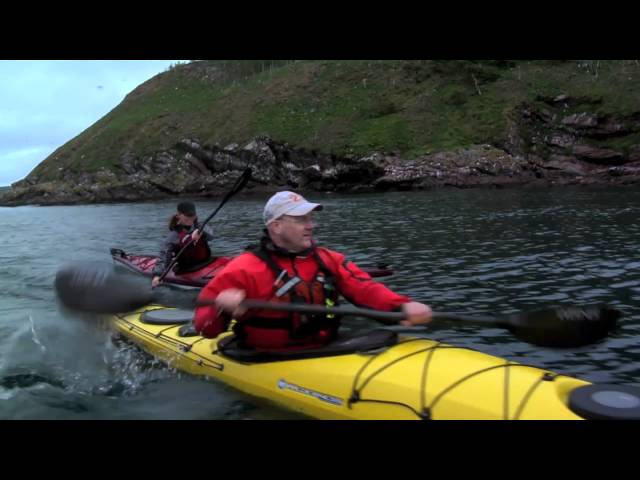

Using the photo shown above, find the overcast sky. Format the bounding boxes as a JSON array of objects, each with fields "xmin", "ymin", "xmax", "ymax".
[{"xmin": 0, "ymin": 60, "xmax": 185, "ymax": 186}]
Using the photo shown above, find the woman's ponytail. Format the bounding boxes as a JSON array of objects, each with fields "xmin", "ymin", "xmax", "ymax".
[{"xmin": 168, "ymin": 213, "xmax": 180, "ymax": 231}]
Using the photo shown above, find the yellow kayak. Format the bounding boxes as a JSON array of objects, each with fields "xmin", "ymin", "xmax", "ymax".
[{"xmin": 110, "ymin": 305, "xmax": 639, "ymax": 420}]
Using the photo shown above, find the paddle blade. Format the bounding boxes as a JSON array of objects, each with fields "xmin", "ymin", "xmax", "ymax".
[
  {"xmin": 54, "ymin": 262, "xmax": 153, "ymax": 314},
  {"xmin": 507, "ymin": 306, "xmax": 621, "ymax": 348}
]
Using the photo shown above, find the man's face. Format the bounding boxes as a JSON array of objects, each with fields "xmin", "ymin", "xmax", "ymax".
[{"xmin": 271, "ymin": 213, "xmax": 316, "ymax": 252}]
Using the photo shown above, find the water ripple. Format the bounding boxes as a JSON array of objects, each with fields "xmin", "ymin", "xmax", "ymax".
[{"xmin": 2, "ymin": 186, "xmax": 640, "ymax": 418}]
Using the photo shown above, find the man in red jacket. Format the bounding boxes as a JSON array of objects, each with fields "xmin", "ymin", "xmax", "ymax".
[{"xmin": 193, "ymin": 191, "xmax": 432, "ymax": 351}]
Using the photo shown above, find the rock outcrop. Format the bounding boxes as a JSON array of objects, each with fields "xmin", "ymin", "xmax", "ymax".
[{"xmin": 3, "ymin": 95, "xmax": 640, "ymax": 207}]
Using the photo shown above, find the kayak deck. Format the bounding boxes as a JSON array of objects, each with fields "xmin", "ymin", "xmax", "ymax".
[
  {"xmin": 111, "ymin": 305, "xmax": 590, "ymax": 420},
  {"xmin": 110, "ymin": 248, "xmax": 395, "ymax": 289},
  {"xmin": 110, "ymin": 248, "xmax": 230, "ymax": 288}
]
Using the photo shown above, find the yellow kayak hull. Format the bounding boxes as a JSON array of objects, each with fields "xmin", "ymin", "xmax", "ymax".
[{"xmin": 111, "ymin": 305, "xmax": 589, "ymax": 420}]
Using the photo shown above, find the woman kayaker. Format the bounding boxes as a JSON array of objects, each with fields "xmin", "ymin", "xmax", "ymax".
[
  {"xmin": 151, "ymin": 201, "xmax": 214, "ymax": 288},
  {"xmin": 193, "ymin": 191, "xmax": 432, "ymax": 351}
]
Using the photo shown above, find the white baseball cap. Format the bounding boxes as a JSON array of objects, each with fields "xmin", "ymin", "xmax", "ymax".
[{"xmin": 263, "ymin": 191, "xmax": 323, "ymax": 225}]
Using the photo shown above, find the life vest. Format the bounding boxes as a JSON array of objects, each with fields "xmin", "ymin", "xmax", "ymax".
[
  {"xmin": 175, "ymin": 224, "xmax": 211, "ymax": 269},
  {"xmin": 235, "ymin": 248, "xmax": 341, "ymax": 350}
]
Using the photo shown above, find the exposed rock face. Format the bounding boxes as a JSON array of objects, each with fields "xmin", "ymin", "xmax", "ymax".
[
  {"xmin": 4, "ymin": 96, "xmax": 640, "ymax": 206},
  {"xmin": 506, "ymin": 96, "xmax": 640, "ymax": 166},
  {"xmin": 374, "ymin": 146, "xmax": 535, "ymax": 190},
  {"xmin": 498, "ymin": 95, "xmax": 640, "ymax": 187},
  {"xmin": 1, "ymin": 136, "xmax": 406, "ymax": 205}
]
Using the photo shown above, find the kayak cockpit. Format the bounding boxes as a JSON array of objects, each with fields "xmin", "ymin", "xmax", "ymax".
[
  {"xmin": 139, "ymin": 308, "xmax": 399, "ymax": 362},
  {"xmin": 217, "ymin": 329, "xmax": 398, "ymax": 363}
]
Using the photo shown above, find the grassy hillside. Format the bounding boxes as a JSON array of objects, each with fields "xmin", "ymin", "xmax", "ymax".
[{"xmin": 28, "ymin": 60, "xmax": 640, "ymax": 181}]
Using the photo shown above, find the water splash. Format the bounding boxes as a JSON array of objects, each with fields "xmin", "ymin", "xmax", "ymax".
[{"xmin": 28, "ymin": 313, "xmax": 47, "ymax": 354}]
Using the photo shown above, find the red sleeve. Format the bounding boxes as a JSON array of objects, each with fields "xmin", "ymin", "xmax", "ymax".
[
  {"xmin": 318, "ymin": 248, "xmax": 411, "ymax": 311},
  {"xmin": 193, "ymin": 254, "xmax": 255, "ymax": 338}
]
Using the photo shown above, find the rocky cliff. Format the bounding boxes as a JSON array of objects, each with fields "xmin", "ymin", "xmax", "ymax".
[{"xmin": 4, "ymin": 115, "xmax": 639, "ymax": 207}]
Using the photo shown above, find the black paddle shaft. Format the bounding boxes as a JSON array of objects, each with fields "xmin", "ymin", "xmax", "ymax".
[
  {"xmin": 54, "ymin": 263, "xmax": 620, "ymax": 348},
  {"xmin": 241, "ymin": 300, "xmax": 406, "ymax": 323},
  {"xmin": 202, "ymin": 299, "xmax": 620, "ymax": 348},
  {"xmin": 198, "ymin": 167, "xmax": 252, "ymax": 231},
  {"xmin": 219, "ymin": 300, "xmax": 507, "ymax": 326}
]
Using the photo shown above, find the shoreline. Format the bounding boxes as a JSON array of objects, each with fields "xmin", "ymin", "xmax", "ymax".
[
  {"xmin": 2, "ymin": 177, "xmax": 639, "ymax": 208},
  {"xmin": 4, "ymin": 137, "xmax": 640, "ymax": 208}
]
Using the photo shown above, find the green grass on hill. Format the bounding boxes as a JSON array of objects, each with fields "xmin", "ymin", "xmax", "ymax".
[{"xmin": 29, "ymin": 60, "xmax": 640, "ymax": 180}]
